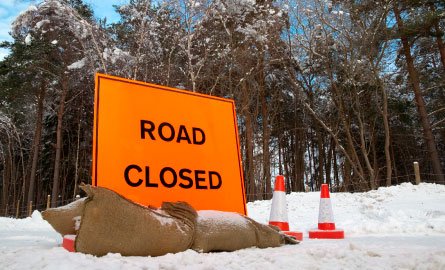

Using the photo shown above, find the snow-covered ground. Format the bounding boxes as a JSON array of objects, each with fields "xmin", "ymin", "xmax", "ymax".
[{"xmin": 1, "ymin": 182, "xmax": 444, "ymax": 269}]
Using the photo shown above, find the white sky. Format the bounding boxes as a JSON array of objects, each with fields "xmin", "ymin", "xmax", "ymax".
[{"xmin": 0, "ymin": 0, "xmax": 127, "ymax": 60}]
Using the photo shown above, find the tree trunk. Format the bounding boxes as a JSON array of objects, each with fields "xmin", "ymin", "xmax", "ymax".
[
  {"xmin": 241, "ymin": 81, "xmax": 255, "ymax": 201},
  {"xmin": 394, "ymin": 5, "xmax": 444, "ymax": 184},
  {"xmin": 429, "ymin": 4, "xmax": 445, "ymax": 70},
  {"xmin": 27, "ymin": 80, "xmax": 46, "ymax": 203},
  {"xmin": 295, "ymin": 128, "xmax": 305, "ymax": 192},
  {"xmin": 259, "ymin": 59, "xmax": 271, "ymax": 199},
  {"xmin": 293, "ymin": 92, "xmax": 305, "ymax": 192},
  {"xmin": 2, "ymin": 136, "xmax": 12, "ymax": 215},
  {"xmin": 390, "ymin": 137, "xmax": 398, "ymax": 185},
  {"xmin": 434, "ymin": 22, "xmax": 445, "ymax": 70},
  {"xmin": 355, "ymin": 108, "xmax": 373, "ymax": 189},
  {"xmin": 1, "ymin": 157, "xmax": 7, "ymax": 215},
  {"xmin": 381, "ymin": 84, "xmax": 392, "ymax": 187},
  {"xmin": 245, "ymin": 111, "xmax": 255, "ymax": 201},
  {"xmin": 343, "ymin": 157, "xmax": 351, "ymax": 192},
  {"xmin": 73, "ymin": 95, "xmax": 83, "ymax": 199},
  {"xmin": 316, "ymin": 125, "xmax": 325, "ymax": 188},
  {"xmin": 278, "ymin": 134, "xmax": 283, "ymax": 176},
  {"xmin": 8, "ymin": 143, "xmax": 17, "ymax": 214},
  {"xmin": 325, "ymin": 138, "xmax": 333, "ymax": 187},
  {"xmin": 285, "ymin": 134, "xmax": 292, "ymax": 190},
  {"xmin": 332, "ymin": 143, "xmax": 340, "ymax": 190},
  {"xmin": 261, "ymin": 106, "xmax": 271, "ymax": 199},
  {"xmin": 371, "ymin": 137, "xmax": 378, "ymax": 190},
  {"xmin": 51, "ymin": 78, "xmax": 69, "ymax": 208},
  {"xmin": 308, "ymin": 129, "xmax": 315, "ymax": 190}
]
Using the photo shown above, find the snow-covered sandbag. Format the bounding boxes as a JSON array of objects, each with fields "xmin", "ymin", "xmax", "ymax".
[
  {"xmin": 192, "ymin": 210, "xmax": 298, "ymax": 253},
  {"xmin": 42, "ymin": 197, "xmax": 86, "ymax": 236},
  {"xmin": 75, "ymin": 184, "xmax": 197, "ymax": 257}
]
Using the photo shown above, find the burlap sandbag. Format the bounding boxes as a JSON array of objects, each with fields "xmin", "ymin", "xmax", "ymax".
[
  {"xmin": 42, "ymin": 197, "xmax": 86, "ymax": 236},
  {"xmin": 192, "ymin": 210, "xmax": 298, "ymax": 252},
  {"xmin": 75, "ymin": 184, "xmax": 197, "ymax": 257}
]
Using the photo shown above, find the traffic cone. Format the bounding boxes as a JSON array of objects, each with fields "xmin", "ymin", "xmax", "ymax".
[
  {"xmin": 269, "ymin": 175, "xmax": 303, "ymax": 241},
  {"xmin": 62, "ymin": 234, "xmax": 76, "ymax": 252},
  {"xmin": 308, "ymin": 184, "xmax": 344, "ymax": 239}
]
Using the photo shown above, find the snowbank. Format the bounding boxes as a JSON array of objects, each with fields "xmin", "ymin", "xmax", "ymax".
[
  {"xmin": 1, "ymin": 183, "xmax": 444, "ymax": 269},
  {"xmin": 249, "ymin": 182, "xmax": 445, "ymax": 235}
]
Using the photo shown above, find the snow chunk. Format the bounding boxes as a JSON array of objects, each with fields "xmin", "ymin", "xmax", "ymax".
[
  {"xmin": 51, "ymin": 40, "xmax": 58, "ymax": 45},
  {"xmin": 31, "ymin": 210, "xmax": 42, "ymax": 220},
  {"xmin": 21, "ymin": 5, "xmax": 37, "ymax": 15},
  {"xmin": 332, "ymin": 10, "xmax": 345, "ymax": 16},
  {"xmin": 151, "ymin": 209, "xmax": 177, "ymax": 227},
  {"xmin": 197, "ymin": 210, "xmax": 249, "ymax": 228},
  {"xmin": 67, "ymin": 58, "xmax": 86, "ymax": 70},
  {"xmin": 36, "ymin": 19, "xmax": 50, "ymax": 29},
  {"xmin": 25, "ymin": 33, "xmax": 32, "ymax": 45},
  {"xmin": 73, "ymin": 216, "xmax": 81, "ymax": 231}
]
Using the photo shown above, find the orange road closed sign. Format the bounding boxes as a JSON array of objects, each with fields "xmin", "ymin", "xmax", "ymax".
[{"xmin": 92, "ymin": 74, "xmax": 246, "ymax": 214}]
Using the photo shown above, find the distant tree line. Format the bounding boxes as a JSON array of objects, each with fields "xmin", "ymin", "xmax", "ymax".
[{"xmin": 0, "ymin": 0, "xmax": 444, "ymax": 216}]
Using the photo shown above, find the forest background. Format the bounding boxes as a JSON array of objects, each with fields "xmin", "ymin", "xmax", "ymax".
[{"xmin": 0, "ymin": 0, "xmax": 444, "ymax": 217}]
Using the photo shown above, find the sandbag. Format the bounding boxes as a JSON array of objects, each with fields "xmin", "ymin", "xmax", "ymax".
[
  {"xmin": 75, "ymin": 184, "xmax": 197, "ymax": 257},
  {"xmin": 42, "ymin": 197, "xmax": 86, "ymax": 236},
  {"xmin": 192, "ymin": 210, "xmax": 298, "ymax": 253}
]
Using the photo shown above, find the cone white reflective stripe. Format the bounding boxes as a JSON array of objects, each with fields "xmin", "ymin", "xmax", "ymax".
[
  {"xmin": 318, "ymin": 197, "xmax": 335, "ymax": 230},
  {"xmin": 318, "ymin": 198, "xmax": 334, "ymax": 223},
  {"xmin": 269, "ymin": 190, "xmax": 288, "ymax": 223}
]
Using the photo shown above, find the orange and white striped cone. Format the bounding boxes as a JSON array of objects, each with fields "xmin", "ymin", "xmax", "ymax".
[
  {"xmin": 308, "ymin": 184, "xmax": 344, "ymax": 239},
  {"xmin": 269, "ymin": 175, "xmax": 303, "ymax": 241}
]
